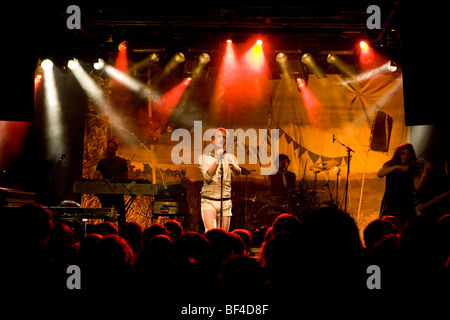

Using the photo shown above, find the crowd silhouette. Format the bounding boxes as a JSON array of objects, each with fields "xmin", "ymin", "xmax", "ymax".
[{"xmin": 6, "ymin": 203, "xmax": 450, "ymax": 317}]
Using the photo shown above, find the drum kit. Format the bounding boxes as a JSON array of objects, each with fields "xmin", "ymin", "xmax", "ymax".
[{"xmin": 240, "ymin": 160, "xmax": 346, "ymax": 232}]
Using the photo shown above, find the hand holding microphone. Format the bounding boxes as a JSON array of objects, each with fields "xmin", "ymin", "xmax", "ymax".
[{"xmin": 215, "ymin": 148, "xmax": 225, "ymax": 164}]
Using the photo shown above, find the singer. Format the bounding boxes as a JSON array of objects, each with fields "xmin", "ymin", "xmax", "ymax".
[
  {"xmin": 94, "ymin": 139, "xmax": 128, "ymax": 226},
  {"xmin": 198, "ymin": 128, "xmax": 241, "ymax": 232}
]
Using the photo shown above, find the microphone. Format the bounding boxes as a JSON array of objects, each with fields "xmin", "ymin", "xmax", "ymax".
[
  {"xmin": 58, "ymin": 154, "xmax": 66, "ymax": 163},
  {"xmin": 216, "ymin": 148, "xmax": 225, "ymax": 161},
  {"xmin": 332, "ymin": 134, "xmax": 336, "ymax": 143}
]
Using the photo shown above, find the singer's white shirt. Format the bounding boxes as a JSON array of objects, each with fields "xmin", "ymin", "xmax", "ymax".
[{"xmin": 198, "ymin": 153, "xmax": 239, "ymax": 199}]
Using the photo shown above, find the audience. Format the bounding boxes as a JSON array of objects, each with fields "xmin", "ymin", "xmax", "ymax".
[
  {"xmin": 363, "ymin": 218, "xmax": 399, "ymax": 252},
  {"xmin": 9, "ymin": 202, "xmax": 450, "ymax": 315},
  {"xmin": 118, "ymin": 221, "xmax": 143, "ymax": 259},
  {"xmin": 164, "ymin": 219, "xmax": 183, "ymax": 240},
  {"xmin": 230, "ymin": 228, "xmax": 252, "ymax": 254}
]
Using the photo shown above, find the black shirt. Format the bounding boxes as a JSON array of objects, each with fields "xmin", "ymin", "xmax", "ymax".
[
  {"xmin": 380, "ymin": 165, "xmax": 420, "ymax": 223},
  {"xmin": 96, "ymin": 157, "xmax": 128, "ymax": 180},
  {"xmin": 270, "ymin": 171, "xmax": 296, "ymax": 198}
]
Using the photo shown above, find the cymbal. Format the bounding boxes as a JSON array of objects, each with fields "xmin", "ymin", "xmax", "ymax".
[
  {"xmin": 309, "ymin": 160, "xmax": 339, "ymax": 172},
  {"xmin": 327, "ymin": 164, "xmax": 347, "ymax": 173}
]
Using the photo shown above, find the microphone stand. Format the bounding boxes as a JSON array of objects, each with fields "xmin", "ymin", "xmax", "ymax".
[
  {"xmin": 324, "ymin": 180, "xmax": 334, "ymax": 204},
  {"xmin": 333, "ymin": 135, "xmax": 355, "ymax": 213},
  {"xmin": 239, "ymin": 166, "xmax": 254, "ymax": 227},
  {"xmin": 336, "ymin": 166, "xmax": 341, "ymax": 208},
  {"xmin": 46, "ymin": 154, "xmax": 66, "ymax": 206},
  {"xmin": 220, "ymin": 158, "xmax": 224, "ymax": 230}
]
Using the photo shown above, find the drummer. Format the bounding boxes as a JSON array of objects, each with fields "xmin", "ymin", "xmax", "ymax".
[{"xmin": 269, "ymin": 154, "xmax": 297, "ymax": 199}]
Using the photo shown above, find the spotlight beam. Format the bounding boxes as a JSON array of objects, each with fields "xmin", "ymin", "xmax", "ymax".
[
  {"xmin": 42, "ymin": 60, "xmax": 65, "ymax": 159},
  {"xmin": 327, "ymin": 54, "xmax": 356, "ymax": 78},
  {"xmin": 296, "ymin": 77, "xmax": 323, "ymax": 127},
  {"xmin": 159, "ymin": 52, "xmax": 186, "ymax": 80},
  {"xmin": 153, "ymin": 78, "xmax": 191, "ymax": 126},
  {"xmin": 68, "ymin": 59, "xmax": 107, "ymax": 109},
  {"xmin": 190, "ymin": 53, "xmax": 210, "ymax": 83},
  {"xmin": 104, "ymin": 65, "xmax": 148, "ymax": 98},
  {"xmin": 301, "ymin": 53, "xmax": 326, "ymax": 79},
  {"xmin": 68, "ymin": 59, "xmax": 138, "ymax": 147}
]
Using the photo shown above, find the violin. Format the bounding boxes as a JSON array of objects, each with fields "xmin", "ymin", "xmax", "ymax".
[
  {"xmin": 410, "ymin": 160, "xmax": 426, "ymax": 169},
  {"xmin": 411, "ymin": 159, "xmax": 442, "ymax": 171}
]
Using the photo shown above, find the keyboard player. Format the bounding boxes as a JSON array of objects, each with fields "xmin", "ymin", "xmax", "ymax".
[{"xmin": 94, "ymin": 139, "xmax": 128, "ymax": 226}]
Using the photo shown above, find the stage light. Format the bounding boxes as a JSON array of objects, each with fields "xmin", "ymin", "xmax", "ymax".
[
  {"xmin": 226, "ymin": 39, "xmax": 232, "ymax": 44},
  {"xmin": 358, "ymin": 40, "xmax": 374, "ymax": 67},
  {"xmin": 296, "ymin": 78, "xmax": 305, "ymax": 87},
  {"xmin": 188, "ymin": 53, "xmax": 210, "ymax": 83},
  {"xmin": 387, "ymin": 60, "xmax": 397, "ymax": 72},
  {"xmin": 276, "ymin": 53, "xmax": 286, "ymax": 62},
  {"xmin": 276, "ymin": 52, "xmax": 291, "ymax": 75},
  {"xmin": 174, "ymin": 52, "xmax": 185, "ymax": 63},
  {"xmin": 327, "ymin": 54, "xmax": 356, "ymax": 78},
  {"xmin": 360, "ymin": 40, "xmax": 369, "ymax": 51},
  {"xmin": 93, "ymin": 58, "xmax": 105, "ymax": 70},
  {"xmin": 67, "ymin": 59, "xmax": 80, "ymax": 70},
  {"xmin": 118, "ymin": 41, "xmax": 128, "ymax": 51},
  {"xmin": 34, "ymin": 74, "xmax": 43, "ymax": 84},
  {"xmin": 41, "ymin": 59, "xmax": 53, "ymax": 70},
  {"xmin": 160, "ymin": 52, "xmax": 187, "ymax": 78},
  {"xmin": 130, "ymin": 53, "xmax": 161, "ymax": 76},
  {"xmin": 149, "ymin": 53, "xmax": 159, "ymax": 63},
  {"xmin": 256, "ymin": 39, "xmax": 263, "ymax": 45},
  {"xmin": 301, "ymin": 53, "xmax": 326, "ymax": 79},
  {"xmin": 199, "ymin": 52, "xmax": 210, "ymax": 65},
  {"xmin": 116, "ymin": 43, "xmax": 128, "ymax": 72}
]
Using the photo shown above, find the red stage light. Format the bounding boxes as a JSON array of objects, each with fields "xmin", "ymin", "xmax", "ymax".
[
  {"xmin": 296, "ymin": 78, "xmax": 305, "ymax": 87},
  {"xmin": 226, "ymin": 39, "xmax": 232, "ymax": 44},
  {"xmin": 118, "ymin": 41, "xmax": 128, "ymax": 51},
  {"xmin": 246, "ymin": 40, "xmax": 265, "ymax": 72},
  {"xmin": 115, "ymin": 44, "xmax": 128, "ymax": 72},
  {"xmin": 35, "ymin": 74, "xmax": 43, "ymax": 84},
  {"xmin": 296, "ymin": 78, "xmax": 323, "ymax": 127},
  {"xmin": 360, "ymin": 41, "xmax": 369, "ymax": 51},
  {"xmin": 358, "ymin": 40, "xmax": 374, "ymax": 67},
  {"xmin": 153, "ymin": 79, "xmax": 191, "ymax": 126},
  {"xmin": 34, "ymin": 74, "xmax": 43, "ymax": 98}
]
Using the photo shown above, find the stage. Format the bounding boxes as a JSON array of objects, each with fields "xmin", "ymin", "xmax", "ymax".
[
  {"xmin": 1, "ymin": 3, "xmax": 450, "ymax": 233},
  {"xmin": 3, "ymin": 3, "xmax": 450, "ymax": 316}
]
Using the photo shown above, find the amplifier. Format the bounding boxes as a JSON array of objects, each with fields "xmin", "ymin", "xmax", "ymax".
[{"xmin": 152, "ymin": 201, "xmax": 179, "ymax": 215}]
